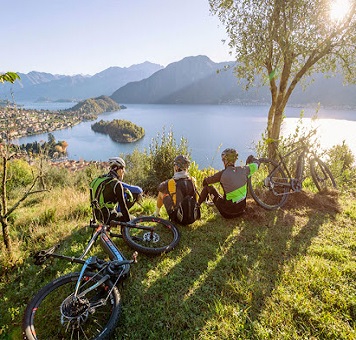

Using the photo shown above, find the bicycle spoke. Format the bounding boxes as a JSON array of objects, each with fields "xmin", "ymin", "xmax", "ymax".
[{"xmin": 248, "ymin": 158, "xmax": 289, "ymax": 210}]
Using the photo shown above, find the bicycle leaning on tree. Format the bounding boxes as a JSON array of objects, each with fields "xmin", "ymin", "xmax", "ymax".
[{"xmin": 248, "ymin": 131, "xmax": 337, "ymax": 210}]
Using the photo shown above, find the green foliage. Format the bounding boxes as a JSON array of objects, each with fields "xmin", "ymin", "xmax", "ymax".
[
  {"xmin": 6, "ymin": 159, "xmax": 34, "ymax": 194},
  {"xmin": 327, "ymin": 141, "xmax": 356, "ymax": 190},
  {"xmin": 91, "ymin": 119, "xmax": 145, "ymax": 142},
  {"xmin": 19, "ymin": 133, "xmax": 68, "ymax": 159},
  {"xmin": 43, "ymin": 165, "xmax": 72, "ymax": 188},
  {"xmin": 0, "ymin": 72, "xmax": 20, "ymax": 83},
  {"xmin": 124, "ymin": 128, "xmax": 190, "ymax": 193}
]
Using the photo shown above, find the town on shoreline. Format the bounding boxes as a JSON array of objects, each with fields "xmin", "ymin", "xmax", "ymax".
[{"xmin": 0, "ymin": 106, "xmax": 96, "ymax": 140}]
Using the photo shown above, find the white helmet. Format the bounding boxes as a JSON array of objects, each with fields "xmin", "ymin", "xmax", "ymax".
[{"xmin": 109, "ymin": 157, "xmax": 126, "ymax": 169}]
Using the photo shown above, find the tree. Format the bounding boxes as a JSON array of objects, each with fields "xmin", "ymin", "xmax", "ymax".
[
  {"xmin": 0, "ymin": 72, "xmax": 20, "ymax": 84},
  {"xmin": 0, "ymin": 137, "xmax": 46, "ymax": 253},
  {"xmin": 209, "ymin": 0, "xmax": 356, "ymax": 157}
]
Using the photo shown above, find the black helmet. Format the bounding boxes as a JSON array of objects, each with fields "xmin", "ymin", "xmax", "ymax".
[
  {"xmin": 174, "ymin": 155, "xmax": 190, "ymax": 170},
  {"xmin": 221, "ymin": 148, "xmax": 238, "ymax": 164},
  {"xmin": 109, "ymin": 157, "xmax": 126, "ymax": 169}
]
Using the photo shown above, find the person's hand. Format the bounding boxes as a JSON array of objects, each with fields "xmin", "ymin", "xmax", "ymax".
[
  {"xmin": 125, "ymin": 188, "xmax": 134, "ymax": 202},
  {"xmin": 246, "ymin": 155, "xmax": 256, "ymax": 164}
]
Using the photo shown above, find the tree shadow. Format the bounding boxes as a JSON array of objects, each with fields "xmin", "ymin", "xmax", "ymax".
[{"xmin": 114, "ymin": 190, "xmax": 341, "ymax": 338}]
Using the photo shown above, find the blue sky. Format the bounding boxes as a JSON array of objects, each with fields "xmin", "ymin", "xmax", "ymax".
[{"xmin": 1, "ymin": 0, "xmax": 231, "ymax": 75}]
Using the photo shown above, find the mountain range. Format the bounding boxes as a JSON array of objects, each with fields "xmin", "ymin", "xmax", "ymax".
[{"xmin": 1, "ymin": 56, "xmax": 355, "ymax": 108}]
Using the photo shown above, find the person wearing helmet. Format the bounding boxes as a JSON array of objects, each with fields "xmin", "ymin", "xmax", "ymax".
[
  {"xmin": 198, "ymin": 149, "xmax": 259, "ymax": 218},
  {"xmin": 90, "ymin": 157, "xmax": 131, "ymax": 224},
  {"xmin": 155, "ymin": 155, "xmax": 200, "ymax": 225}
]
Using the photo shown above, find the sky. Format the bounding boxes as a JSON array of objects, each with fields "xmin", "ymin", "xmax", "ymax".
[{"xmin": 1, "ymin": 0, "xmax": 232, "ymax": 76}]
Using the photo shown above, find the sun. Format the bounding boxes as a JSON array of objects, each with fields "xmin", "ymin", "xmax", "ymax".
[{"xmin": 330, "ymin": 0, "xmax": 351, "ymax": 22}]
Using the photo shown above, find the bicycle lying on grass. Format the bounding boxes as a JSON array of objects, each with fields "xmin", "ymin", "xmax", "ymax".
[
  {"xmin": 248, "ymin": 132, "xmax": 337, "ymax": 210},
  {"xmin": 22, "ymin": 216, "xmax": 180, "ymax": 339}
]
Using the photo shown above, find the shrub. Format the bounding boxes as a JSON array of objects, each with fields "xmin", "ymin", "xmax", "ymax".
[
  {"xmin": 326, "ymin": 141, "xmax": 356, "ymax": 189},
  {"xmin": 5, "ymin": 159, "xmax": 34, "ymax": 196},
  {"xmin": 124, "ymin": 128, "xmax": 191, "ymax": 194}
]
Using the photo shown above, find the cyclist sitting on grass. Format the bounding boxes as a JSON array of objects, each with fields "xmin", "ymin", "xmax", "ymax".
[
  {"xmin": 198, "ymin": 148, "xmax": 259, "ymax": 218},
  {"xmin": 90, "ymin": 157, "xmax": 131, "ymax": 224},
  {"xmin": 155, "ymin": 155, "xmax": 200, "ymax": 225}
]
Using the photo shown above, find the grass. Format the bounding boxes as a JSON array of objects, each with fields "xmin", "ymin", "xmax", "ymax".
[{"xmin": 0, "ymin": 187, "xmax": 355, "ymax": 339}]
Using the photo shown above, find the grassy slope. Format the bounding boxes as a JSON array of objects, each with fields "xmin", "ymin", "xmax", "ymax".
[{"xmin": 0, "ymin": 188, "xmax": 355, "ymax": 339}]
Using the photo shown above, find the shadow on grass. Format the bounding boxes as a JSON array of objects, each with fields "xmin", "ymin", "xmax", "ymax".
[{"xmin": 113, "ymin": 190, "xmax": 341, "ymax": 339}]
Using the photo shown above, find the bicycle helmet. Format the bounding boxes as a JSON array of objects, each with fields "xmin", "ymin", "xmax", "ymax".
[
  {"xmin": 174, "ymin": 155, "xmax": 190, "ymax": 170},
  {"xmin": 109, "ymin": 157, "xmax": 126, "ymax": 169},
  {"xmin": 221, "ymin": 148, "xmax": 238, "ymax": 165}
]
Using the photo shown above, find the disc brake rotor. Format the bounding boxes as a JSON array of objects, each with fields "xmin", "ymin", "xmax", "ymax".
[{"xmin": 142, "ymin": 232, "xmax": 160, "ymax": 243}]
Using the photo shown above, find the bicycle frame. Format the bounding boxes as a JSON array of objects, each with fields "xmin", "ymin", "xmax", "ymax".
[
  {"xmin": 34, "ymin": 222, "xmax": 137, "ymax": 283},
  {"xmin": 272, "ymin": 143, "xmax": 309, "ymax": 193}
]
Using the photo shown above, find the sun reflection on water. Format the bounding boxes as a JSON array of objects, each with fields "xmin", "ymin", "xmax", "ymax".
[{"xmin": 283, "ymin": 117, "xmax": 356, "ymax": 157}]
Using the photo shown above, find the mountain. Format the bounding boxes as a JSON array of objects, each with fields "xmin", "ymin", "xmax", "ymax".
[
  {"xmin": 0, "ymin": 62, "xmax": 163, "ymax": 102},
  {"xmin": 111, "ymin": 55, "xmax": 356, "ymax": 108},
  {"xmin": 1, "ymin": 56, "xmax": 355, "ymax": 108}
]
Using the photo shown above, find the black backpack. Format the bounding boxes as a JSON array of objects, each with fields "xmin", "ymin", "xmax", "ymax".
[{"xmin": 168, "ymin": 178, "xmax": 201, "ymax": 225}]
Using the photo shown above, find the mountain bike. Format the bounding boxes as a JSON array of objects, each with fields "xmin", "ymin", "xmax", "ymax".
[
  {"xmin": 107, "ymin": 215, "xmax": 180, "ymax": 255},
  {"xmin": 248, "ymin": 134, "xmax": 337, "ymax": 210},
  {"xmin": 90, "ymin": 188, "xmax": 180, "ymax": 256},
  {"xmin": 23, "ymin": 220, "xmax": 139, "ymax": 339}
]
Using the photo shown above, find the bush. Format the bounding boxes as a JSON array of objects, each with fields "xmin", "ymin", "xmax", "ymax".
[
  {"xmin": 326, "ymin": 141, "xmax": 356, "ymax": 189},
  {"xmin": 6, "ymin": 159, "xmax": 34, "ymax": 196},
  {"xmin": 124, "ymin": 128, "xmax": 191, "ymax": 194}
]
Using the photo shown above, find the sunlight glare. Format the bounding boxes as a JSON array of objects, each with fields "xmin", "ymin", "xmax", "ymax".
[{"xmin": 330, "ymin": 0, "xmax": 351, "ymax": 22}]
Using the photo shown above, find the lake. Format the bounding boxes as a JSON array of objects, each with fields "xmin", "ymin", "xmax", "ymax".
[{"xmin": 16, "ymin": 103, "xmax": 356, "ymax": 169}]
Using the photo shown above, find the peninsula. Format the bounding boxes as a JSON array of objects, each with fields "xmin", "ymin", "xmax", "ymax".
[{"xmin": 0, "ymin": 96, "xmax": 123, "ymax": 140}]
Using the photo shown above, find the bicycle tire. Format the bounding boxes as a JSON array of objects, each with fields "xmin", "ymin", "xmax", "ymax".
[
  {"xmin": 121, "ymin": 216, "xmax": 180, "ymax": 255},
  {"xmin": 23, "ymin": 272, "xmax": 121, "ymax": 340},
  {"xmin": 310, "ymin": 158, "xmax": 337, "ymax": 192},
  {"xmin": 248, "ymin": 158, "xmax": 289, "ymax": 210}
]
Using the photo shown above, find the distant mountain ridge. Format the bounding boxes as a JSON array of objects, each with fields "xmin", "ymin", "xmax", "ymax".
[
  {"xmin": 111, "ymin": 56, "xmax": 356, "ymax": 108},
  {"xmin": 0, "ymin": 62, "xmax": 163, "ymax": 102},
  {"xmin": 1, "ymin": 56, "xmax": 355, "ymax": 108}
]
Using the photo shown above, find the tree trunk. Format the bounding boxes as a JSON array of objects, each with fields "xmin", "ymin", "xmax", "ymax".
[
  {"xmin": 267, "ymin": 103, "xmax": 286, "ymax": 159},
  {"xmin": 1, "ymin": 218, "xmax": 12, "ymax": 252}
]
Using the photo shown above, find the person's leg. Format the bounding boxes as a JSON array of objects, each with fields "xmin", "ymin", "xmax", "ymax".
[
  {"xmin": 198, "ymin": 186, "xmax": 209, "ymax": 205},
  {"xmin": 198, "ymin": 185, "xmax": 221, "ymax": 205},
  {"xmin": 155, "ymin": 191, "xmax": 165, "ymax": 216}
]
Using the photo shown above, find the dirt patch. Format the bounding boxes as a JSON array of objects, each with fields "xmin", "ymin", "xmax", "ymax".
[
  {"xmin": 282, "ymin": 190, "xmax": 341, "ymax": 213},
  {"xmin": 245, "ymin": 190, "xmax": 341, "ymax": 217}
]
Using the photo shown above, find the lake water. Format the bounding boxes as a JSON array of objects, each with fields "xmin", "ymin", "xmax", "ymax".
[{"xmin": 16, "ymin": 103, "xmax": 356, "ymax": 169}]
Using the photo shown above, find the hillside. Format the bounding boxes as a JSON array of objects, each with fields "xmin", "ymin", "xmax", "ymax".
[
  {"xmin": 0, "ymin": 182, "xmax": 354, "ymax": 339},
  {"xmin": 67, "ymin": 95, "xmax": 121, "ymax": 115},
  {"xmin": 111, "ymin": 56, "xmax": 356, "ymax": 108}
]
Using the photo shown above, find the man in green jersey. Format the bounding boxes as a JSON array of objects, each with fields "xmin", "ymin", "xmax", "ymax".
[{"xmin": 198, "ymin": 148, "xmax": 259, "ymax": 218}]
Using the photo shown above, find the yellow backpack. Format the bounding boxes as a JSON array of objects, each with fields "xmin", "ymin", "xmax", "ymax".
[{"xmin": 167, "ymin": 178, "xmax": 200, "ymax": 225}]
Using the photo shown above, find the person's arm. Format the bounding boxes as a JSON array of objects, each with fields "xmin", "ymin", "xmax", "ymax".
[
  {"xmin": 246, "ymin": 155, "xmax": 260, "ymax": 176},
  {"xmin": 202, "ymin": 170, "xmax": 224, "ymax": 186},
  {"xmin": 114, "ymin": 181, "xmax": 131, "ymax": 221}
]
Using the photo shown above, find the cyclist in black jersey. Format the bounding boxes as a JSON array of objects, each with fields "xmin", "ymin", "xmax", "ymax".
[
  {"xmin": 90, "ymin": 157, "xmax": 131, "ymax": 224},
  {"xmin": 198, "ymin": 148, "xmax": 259, "ymax": 218}
]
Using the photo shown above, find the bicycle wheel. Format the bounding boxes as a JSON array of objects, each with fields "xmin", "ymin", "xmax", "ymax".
[
  {"xmin": 23, "ymin": 272, "xmax": 121, "ymax": 340},
  {"xmin": 248, "ymin": 158, "xmax": 290, "ymax": 210},
  {"xmin": 121, "ymin": 216, "xmax": 180, "ymax": 255},
  {"xmin": 310, "ymin": 158, "xmax": 337, "ymax": 191}
]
